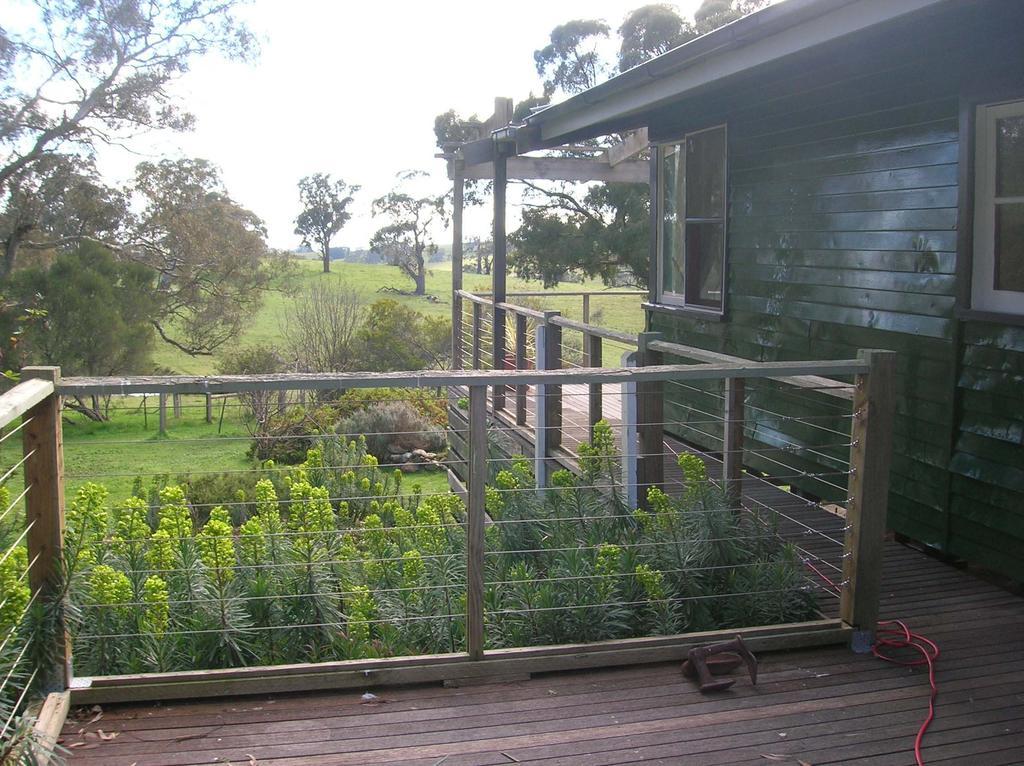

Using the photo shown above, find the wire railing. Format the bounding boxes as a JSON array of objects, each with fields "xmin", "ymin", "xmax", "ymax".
[{"xmin": 0, "ymin": 340, "xmax": 893, "ymax": 711}]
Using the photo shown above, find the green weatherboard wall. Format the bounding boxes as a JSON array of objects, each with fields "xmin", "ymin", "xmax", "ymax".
[{"xmin": 642, "ymin": 2, "xmax": 1024, "ymax": 580}]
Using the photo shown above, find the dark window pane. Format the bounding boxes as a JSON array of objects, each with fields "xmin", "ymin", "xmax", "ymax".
[
  {"xmin": 995, "ymin": 202, "xmax": 1024, "ymax": 292},
  {"xmin": 996, "ymin": 115, "xmax": 1024, "ymax": 197},
  {"xmin": 661, "ymin": 145, "xmax": 685, "ymax": 295},
  {"xmin": 684, "ymin": 222, "xmax": 724, "ymax": 307},
  {"xmin": 685, "ymin": 127, "xmax": 726, "ymax": 219}
]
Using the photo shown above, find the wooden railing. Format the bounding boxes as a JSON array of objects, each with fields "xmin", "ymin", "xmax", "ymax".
[{"xmin": 0, "ymin": 353, "xmax": 894, "ymax": 707}]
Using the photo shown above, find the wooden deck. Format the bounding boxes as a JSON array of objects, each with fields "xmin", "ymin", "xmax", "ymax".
[
  {"xmin": 61, "ymin": 539, "xmax": 1024, "ymax": 765},
  {"xmin": 60, "ymin": 387, "xmax": 1024, "ymax": 765}
]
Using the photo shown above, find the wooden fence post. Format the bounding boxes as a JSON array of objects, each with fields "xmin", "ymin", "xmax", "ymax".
[
  {"xmin": 533, "ymin": 312, "xmax": 560, "ymax": 490},
  {"xmin": 471, "ymin": 301, "xmax": 482, "ymax": 371},
  {"xmin": 584, "ymin": 331, "xmax": 603, "ymax": 440},
  {"xmin": 493, "ymin": 301, "xmax": 506, "ymax": 412},
  {"xmin": 21, "ymin": 366, "xmax": 70, "ymax": 690},
  {"xmin": 544, "ymin": 313, "xmax": 562, "ymax": 453},
  {"xmin": 841, "ymin": 349, "xmax": 896, "ymax": 648},
  {"xmin": 723, "ymin": 377, "xmax": 745, "ymax": 510},
  {"xmin": 582, "ymin": 293, "xmax": 591, "ymax": 325},
  {"xmin": 466, "ymin": 385, "xmax": 487, "ymax": 660},
  {"xmin": 172, "ymin": 393, "xmax": 182, "ymax": 419},
  {"xmin": 515, "ymin": 312, "xmax": 528, "ymax": 426},
  {"xmin": 205, "ymin": 394, "xmax": 213, "ymax": 425},
  {"xmin": 636, "ymin": 333, "xmax": 664, "ymax": 508},
  {"xmin": 451, "ymin": 166, "xmax": 464, "ymax": 371},
  {"xmin": 158, "ymin": 393, "xmax": 167, "ymax": 436}
]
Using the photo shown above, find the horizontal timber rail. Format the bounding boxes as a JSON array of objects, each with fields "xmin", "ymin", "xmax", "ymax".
[{"xmin": 56, "ymin": 361, "xmax": 871, "ymax": 396}]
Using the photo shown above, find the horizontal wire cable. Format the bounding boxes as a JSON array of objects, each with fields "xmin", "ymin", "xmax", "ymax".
[
  {"xmin": 0, "ymin": 448, "xmax": 36, "ymax": 486},
  {"xmin": 0, "ymin": 417, "xmax": 33, "ymax": 446}
]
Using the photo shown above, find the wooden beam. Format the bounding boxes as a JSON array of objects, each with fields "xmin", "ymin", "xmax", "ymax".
[
  {"xmin": 483, "ymin": 96, "xmax": 514, "ymax": 133},
  {"xmin": 492, "ymin": 151, "xmax": 508, "ymax": 410},
  {"xmin": 585, "ymin": 332, "xmax": 603, "ymax": 440},
  {"xmin": 31, "ymin": 691, "xmax": 70, "ymax": 765},
  {"xmin": 723, "ymin": 377, "xmax": 746, "ymax": 510},
  {"xmin": 69, "ymin": 620, "xmax": 846, "ymax": 704},
  {"xmin": 21, "ymin": 366, "xmax": 69, "ymax": 690},
  {"xmin": 0, "ymin": 378, "xmax": 54, "ymax": 430},
  {"xmin": 515, "ymin": 313, "xmax": 528, "ymax": 426},
  {"xmin": 451, "ymin": 164, "xmax": 465, "ymax": 370},
  {"xmin": 461, "ymin": 156, "xmax": 650, "ymax": 184},
  {"xmin": 57, "ymin": 359, "xmax": 873, "ymax": 396},
  {"xmin": 841, "ymin": 349, "xmax": 896, "ymax": 643},
  {"xmin": 636, "ymin": 333, "xmax": 664, "ymax": 505},
  {"xmin": 606, "ymin": 127, "xmax": 649, "ymax": 166},
  {"xmin": 466, "ymin": 385, "xmax": 487, "ymax": 660}
]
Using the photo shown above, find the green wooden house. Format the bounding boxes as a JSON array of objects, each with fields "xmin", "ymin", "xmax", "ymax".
[{"xmin": 508, "ymin": 0, "xmax": 1024, "ymax": 579}]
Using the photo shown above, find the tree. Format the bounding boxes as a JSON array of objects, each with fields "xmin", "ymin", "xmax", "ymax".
[
  {"xmin": 534, "ymin": 19, "xmax": 611, "ymax": 97},
  {"xmin": 281, "ymin": 282, "xmax": 365, "ymax": 373},
  {"xmin": 129, "ymin": 158, "xmax": 272, "ymax": 357},
  {"xmin": 0, "ymin": 0, "xmax": 254, "ymax": 273},
  {"xmin": 694, "ymin": 0, "xmax": 770, "ymax": 33},
  {"xmin": 370, "ymin": 174, "xmax": 447, "ymax": 296},
  {"xmin": 0, "ymin": 155, "xmax": 127, "ymax": 278},
  {"xmin": 294, "ymin": 174, "xmax": 359, "ymax": 274},
  {"xmin": 8, "ymin": 241, "xmax": 156, "ymax": 416},
  {"xmin": 355, "ymin": 300, "xmax": 451, "ymax": 371},
  {"xmin": 618, "ymin": 5, "xmax": 695, "ymax": 72}
]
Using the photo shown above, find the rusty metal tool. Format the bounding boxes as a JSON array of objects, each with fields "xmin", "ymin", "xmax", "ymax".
[{"xmin": 681, "ymin": 635, "xmax": 758, "ymax": 693}]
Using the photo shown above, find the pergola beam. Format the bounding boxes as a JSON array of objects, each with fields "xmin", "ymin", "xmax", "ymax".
[{"xmin": 453, "ymin": 155, "xmax": 649, "ymax": 184}]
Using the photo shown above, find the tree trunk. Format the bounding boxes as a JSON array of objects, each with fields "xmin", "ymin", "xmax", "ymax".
[
  {"xmin": 415, "ymin": 259, "xmax": 426, "ymax": 295},
  {"xmin": 2, "ymin": 225, "xmax": 30, "ymax": 278},
  {"xmin": 322, "ymin": 244, "xmax": 330, "ymax": 273}
]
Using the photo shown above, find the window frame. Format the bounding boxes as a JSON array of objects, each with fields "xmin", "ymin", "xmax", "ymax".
[
  {"xmin": 655, "ymin": 123, "xmax": 729, "ymax": 315},
  {"xmin": 971, "ymin": 98, "xmax": 1024, "ymax": 316}
]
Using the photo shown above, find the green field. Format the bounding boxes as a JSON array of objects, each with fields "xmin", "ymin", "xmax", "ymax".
[
  {"xmin": 152, "ymin": 259, "xmax": 646, "ymax": 375},
  {"xmin": 37, "ymin": 260, "xmax": 644, "ymax": 508}
]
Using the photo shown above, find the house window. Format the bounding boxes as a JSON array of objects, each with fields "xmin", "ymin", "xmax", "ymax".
[
  {"xmin": 659, "ymin": 125, "xmax": 727, "ymax": 311},
  {"xmin": 973, "ymin": 99, "xmax": 1024, "ymax": 314}
]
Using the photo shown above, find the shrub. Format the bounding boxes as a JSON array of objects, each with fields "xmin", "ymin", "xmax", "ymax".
[
  {"xmin": 335, "ymin": 402, "xmax": 446, "ymax": 462},
  {"xmin": 250, "ymin": 404, "xmax": 340, "ymax": 463}
]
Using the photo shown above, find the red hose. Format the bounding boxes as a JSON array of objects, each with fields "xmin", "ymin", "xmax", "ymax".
[{"xmin": 872, "ymin": 620, "xmax": 940, "ymax": 766}]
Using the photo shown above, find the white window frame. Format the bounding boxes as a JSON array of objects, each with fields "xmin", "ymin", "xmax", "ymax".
[
  {"xmin": 972, "ymin": 99, "xmax": 1024, "ymax": 315},
  {"xmin": 656, "ymin": 124, "xmax": 728, "ymax": 313}
]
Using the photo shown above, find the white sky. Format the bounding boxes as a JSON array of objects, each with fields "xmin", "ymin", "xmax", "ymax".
[{"xmin": 93, "ymin": 0, "xmax": 706, "ymax": 251}]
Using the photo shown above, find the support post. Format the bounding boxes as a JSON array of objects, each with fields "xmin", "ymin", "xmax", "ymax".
[
  {"xmin": 620, "ymin": 351, "xmax": 639, "ymax": 511},
  {"xmin": 172, "ymin": 393, "xmax": 182, "ymax": 419},
  {"xmin": 533, "ymin": 313, "xmax": 559, "ymax": 490},
  {"xmin": 543, "ymin": 313, "xmax": 562, "ymax": 453},
  {"xmin": 636, "ymin": 333, "xmax": 664, "ymax": 507},
  {"xmin": 585, "ymin": 332, "xmax": 603, "ymax": 440},
  {"xmin": 515, "ymin": 313, "xmax": 528, "ymax": 426},
  {"xmin": 723, "ymin": 377, "xmax": 745, "ymax": 511},
  {"xmin": 451, "ymin": 164, "xmax": 465, "ymax": 370},
  {"xmin": 841, "ymin": 349, "xmax": 896, "ymax": 648},
  {"xmin": 158, "ymin": 393, "xmax": 167, "ymax": 436},
  {"xmin": 205, "ymin": 394, "xmax": 213, "ymax": 424},
  {"xmin": 466, "ymin": 385, "xmax": 487, "ymax": 660},
  {"xmin": 582, "ymin": 293, "xmax": 591, "ymax": 325},
  {"xmin": 492, "ymin": 149, "xmax": 508, "ymax": 411},
  {"xmin": 21, "ymin": 367, "xmax": 70, "ymax": 690},
  {"xmin": 471, "ymin": 301, "xmax": 482, "ymax": 370}
]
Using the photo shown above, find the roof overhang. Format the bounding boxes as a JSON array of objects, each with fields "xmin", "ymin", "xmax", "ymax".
[{"xmin": 524, "ymin": 0, "xmax": 952, "ymax": 145}]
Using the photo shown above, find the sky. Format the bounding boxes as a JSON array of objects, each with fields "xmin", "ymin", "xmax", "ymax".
[{"xmin": 92, "ymin": 0, "xmax": 707, "ymax": 251}]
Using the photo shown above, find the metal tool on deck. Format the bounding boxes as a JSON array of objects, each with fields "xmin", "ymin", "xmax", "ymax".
[{"xmin": 681, "ymin": 635, "xmax": 758, "ymax": 693}]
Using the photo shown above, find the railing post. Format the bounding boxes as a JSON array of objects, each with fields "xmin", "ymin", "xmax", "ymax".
[
  {"xmin": 451, "ymin": 165, "xmax": 465, "ymax": 371},
  {"xmin": 544, "ymin": 313, "xmax": 562, "ymax": 453},
  {"xmin": 21, "ymin": 366, "xmax": 70, "ymax": 690},
  {"xmin": 493, "ymin": 300, "xmax": 506, "ymax": 412},
  {"xmin": 471, "ymin": 301, "xmax": 482, "ymax": 370},
  {"xmin": 582, "ymin": 293, "xmax": 591, "ymax": 325},
  {"xmin": 620, "ymin": 351, "xmax": 638, "ymax": 510},
  {"xmin": 205, "ymin": 393, "xmax": 213, "ymax": 424},
  {"xmin": 841, "ymin": 349, "xmax": 896, "ymax": 649},
  {"xmin": 533, "ymin": 311, "xmax": 560, "ymax": 489},
  {"xmin": 515, "ymin": 312, "xmax": 528, "ymax": 426},
  {"xmin": 584, "ymin": 331, "xmax": 603, "ymax": 441},
  {"xmin": 466, "ymin": 384, "xmax": 487, "ymax": 660},
  {"xmin": 636, "ymin": 333, "xmax": 664, "ymax": 508},
  {"xmin": 723, "ymin": 377, "xmax": 745, "ymax": 510}
]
